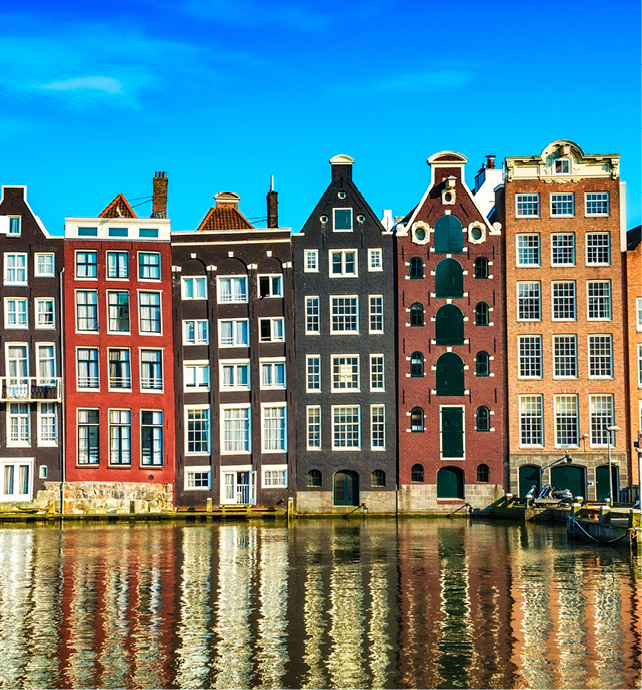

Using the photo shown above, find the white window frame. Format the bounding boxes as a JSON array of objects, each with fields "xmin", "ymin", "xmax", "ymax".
[
  {"xmin": 554, "ymin": 395, "xmax": 579, "ymax": 448},
  {"xmin": 550, "ymin": 192, "xmax": 574, "ymax": 217},
  {"xmin": 369, "ymin": 295, "xmax": 384, "ymax": 334},
  {"xmin": 183, "ymin": 360, "xmax": 210, "ymax": 392},
  {"xmin": 331, "ymin": 405, "xmax": 361, "ymax": 451},
  {"xmin": 261, "ymin": 464, "xmax": 288, "ymax": 488},
  {"xmin": 75, "ymin": 289, "xmax": 98, "ymax": 332},
  {"xmin": 519, "ymin": 395, "xmax": 544, "ymax": 447},
  {"xmin": 77, "ymin": 408, "xmax": 100, "ymax": 465},
  {"xmin": 368, "ymin": 248, "xmax": 383, "ymax": 272},
  {"xmin": 217, "ymin": 275, "xmax": 247, "ymax": 303},
  {"xmin": 7, "ymin": 403, "xmax": 31, "ymax": 447},
  {"xmin": 36, "ymin": 343, "xmax": 56, "ymax": 384},
  {"xmin": 183, "ymin": 319, "xmax": 209, "ymax": 345},
  {"xmin": 333, "ymin": 207, "xmax": 353, "ymax": 232},
  {"xmin": 74, "ymin": 250, "xmax": 97, "ymax": 280},
  {"xmin": 370, "ymin": 354, "xmax": 385, "ymax": 391},
  {"xmin": 184, "ymin": 465, "xmax": 212, "ymax": 491},
  {"xmin": 0, "ymin": 458, "xmax": 33, "ymax": 502},
  {"xmin": 219, "ymin": 359, "xmax": 251, "ymax": 391},
  {"xmin": 182, "ymin": 276, "xmax": 208, "ymax": 300},
  {"xmin": 515, "ymin": 194, "xmax": 539, "ymax": 218},
  {"xmin": 140, "ymin": 348, "xmax": 164, "ymax": 392},
  {"xmin": 306, "ymin": 405, "xmax": 321, "ymax": 450},
  {"xmin": 306, "ymin": 355, "xmax": 321, "ymax": 392},
  {"xmin": 516, "ymin": 234, "xmax": 540, "ymax": 267},
  {"xmin": 371, "ymin": 404, "xmax": 385, "ymax": 450},
  {"xmin": 138, "ymin": 290, "xmax": 162, "ymax": 335},
  {"xmin": 586, "ymin": 233, "xmax": 611, "ymax": 266},
  {"xmin": 518, "ymin": 335, "xmax": 542, "ymax": 379},
  {"xmin": 304, "ymin": 249, "xmax": 319, "ymax": 273},
  {"xmin": 4, "ymin": 252, "xmax": 28, "ymax": 285},
  {"xmin": 588, "ymin": 335, "xmax": 613, "ymax": 379},
  {"xmin": 185, "ymin": 405, "xmax": 211, "ymax": 456},
  {"xmin": 331, "ymin": 354, "xmax": 360, "ymax": 392},
  {"xmin": 34, "ymin": 297, "xmax": 55, "ymax": 329},
  {"xmin": 137, "ymin": 251, "xmax": 161, "ymax": 281},
  {"xmin": 106, "ymin": 251, "xmax": 129, "ymax": 280},
  {"xmin": 259, "ymin": 317, "xmax": 285, "ymax": 342},
  {"xmin": 107, "ymin": 290, "xmax": 130, "ymax": 334},
  {"xmin": 258, "ymin": 274, "xmax": 283, "ymax": 298},
  {"xmin": 34, "ymin": 253, "xmax": 55, "ymax": 277},
  {"xmin": 4, "ymin": 297, "xmax": 28, "ymax": 329},
  {"xmin": 140, "ymin": 409, "xmax": 164, "ymax": 466},
  {"xmin": 329, "ymin": 249, "xmax": 358, "ymax": 277},
  {"xmin": 76, "ymin": 347, "xmax": 99, "ymax": 390},
  {"xmin": 37, "ymin": 403, "xmax": 58, "ymax": 446},
  {"xmin": 553, "ymin": 335, "xmax": 578, "ymax": 379},
  {"xmin": 517, "ymin": 282, "xmax": 541, "ymax": 321},
  {"xmin": 587, "ymin": 280, "xmax": 611, "ymax": 321},
  {"xmin": 107, "ymin": 348, "xmax": 132, "ymax": 391},
  {"xmin": 585, "ymin": 192, "xmax": 609, "ymax": 216},
  {"xmin": 638, "ymin": 343, "xmax": 642, "ymax": 388},
  {"xmin": 554, "ymin": 158, "xmax": 571, "ymax": 174},
  {"xmin": 305, "ymin": 296, "xmax": 320, "ymax": 334},
  {"xmin": 260, "ymin": 358, "xmax": 286, "ymax": 390},
  {"xmin": 551, "ymin": 281, "xmax": 576, "ymax": 321},
  {"xmin": 218, "ymin": 318, "xmax": 250, "ymax": 347},
  {"xmin": 220, "ymin": 404, "xmax": 251, "ymax": 455},
  {"xmin": 551, "ymin": 233, "xmax": 575, "ymax": 266},
  {"xmin": 7, "ymin": 216, "xmax": 21, "ymax": 236},
  {"xmin": 637, "ymin": 297, "xmax": 642, "ymax": 331},
  {"xmin": 330, "ymin": 295, "xmax": 359, "ymax": 334},
  {"xmin": 589, "ymin": 394, "xmax": 614, "ymax": 448},
  {"xmin": 261, "ymin": 404, "xmax": 287, "ymax": 453}
]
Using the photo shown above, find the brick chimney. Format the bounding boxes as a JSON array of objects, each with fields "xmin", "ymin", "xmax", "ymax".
[
  {"xmin": 330, "ymin": 154, "xmax": 354, "ymax": 184},
  {"xmin": 267, "ymin": 176, "xmax": 278, "ymax": 228},
  {"xmin": 214, "ymin": 191, "xmax": 240, "ymax": 208},
  {"xmin": 152, "ymin": 172, "xmax": 167, "ymax": 218}
]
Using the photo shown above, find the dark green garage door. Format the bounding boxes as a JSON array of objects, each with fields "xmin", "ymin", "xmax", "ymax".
[
  {"xmin": 437, "ymin": 466, "xmax": 464, "ymax": 499},
  {"xmin": 550, "ymin": 465, "xmax": 586, "ymax": 499},
  {"xmin": 334, "ymin": 470, "xmax": 359, "ymax": 506},
  {"xmin": 595, "ymin": 465, "xmax": 619, "ymax": 502},
  {"xmin": 519, "ymin": 465, "xmax": 541, "ymax": 497}
]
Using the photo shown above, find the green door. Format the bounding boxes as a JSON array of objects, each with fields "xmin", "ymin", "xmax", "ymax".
[
  {"xmin": 334, "ymin": 470, "xmax": 359, "ymax": 506},
  {"xmin": 434, "ymin": 216, "xmax": 463, "ymax": 253},
  {"xmin": 595, "ymin": 465, "xmax": 619, "ymax": 502},
  {"xmin": 441, "ymin": 407, "xmax": 464, "ymax": 458},
  {"xmin": 437, "ymin": 466, "xmax": 464, "ymax": 498},
  {"xmin": 435, "ymin": 305, "xmax": 464, "ymax": 345},
  {"xmin": 436, "ymin": 353, "xmax": 465, "ymax": 396},
  {"xmin": 435, "ymin": 259, "xmax": 463, "ymax": 298},
  {"xmin": 551, "ymin": 465, "xmax": 586, "ymax": 498},
  {"xmin": 519, "ymin": 465, "xmax": 541, "ymax": 497}
]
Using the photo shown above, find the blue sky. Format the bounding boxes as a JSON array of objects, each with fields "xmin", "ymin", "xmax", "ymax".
[{"xmin": 2, "ymin": 0, "xmax": 640, "ymax": 234}]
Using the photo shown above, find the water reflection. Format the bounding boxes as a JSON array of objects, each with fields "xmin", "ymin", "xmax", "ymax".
[{"xmin": 0, "ymin": 520, "xmax": 638, "ymax": 689}]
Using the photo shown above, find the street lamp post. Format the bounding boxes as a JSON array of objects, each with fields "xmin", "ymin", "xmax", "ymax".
[{"xmin": 606, "ymin": 425, "xmax": 621, "ymax": 505}]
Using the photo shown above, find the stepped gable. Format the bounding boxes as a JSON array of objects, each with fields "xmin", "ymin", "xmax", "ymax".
[
  {"xmin": 99, "ymin": 193, "xmax": 137, "ymax": 219},
  {"xmin": 196, "ymin": 191, "xmax": 254, "ymax": 231}
]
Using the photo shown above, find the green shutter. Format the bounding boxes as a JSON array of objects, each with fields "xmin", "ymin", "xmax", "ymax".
[
  {"xmin": 441, "ymin": 407, "xmax": 464, "ymax": 457},
  {"xmin": 435, "ymin": 305, "xmax": 464, "ymax": 345},
  {"xmin": 436, "ymin": 353, "xmax": 465, "ymax": 395},
  {"xmin": 437, "ymin": 466, "xmax": 464, "ymax": 498},
  {"xmin": 435, "ymin": 259, "xmax": 463, "ymax": 298},
  {"xmin": 434, "ymin": 216, "xmax": 463, "ymax": 254}
]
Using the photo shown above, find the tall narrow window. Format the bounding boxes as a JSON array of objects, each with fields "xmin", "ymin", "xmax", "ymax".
[
  {"xmin": 434, "ymin": 215, "xmax": 463, "ymax": 253},
  {"xmin": 477, "ymin": 464, "xmax": 489, "ymax": 482},
  {"xmin": 553, "ymin": 335, "xmax": 577, "ymax": 378},
  {"xmin": 555, "ymin": 396, "xmax": 578, "ymax": 447},
  {"xmin": 519, "ymin": 395, "xmax": 543, "ymax": 446},
  {"xmin": 410, "ymin": 303, "xmax": 424, "ymax": 327},
  {"xmin": 369, "ymin": 295, "xmax": 383, "ymax": 333},
  {"xmin": 475, "ymin": 302, "xmax": 490, "ymax": 326},
  {"xmin": 587, "ymin": 281, "xmax": 611, "ymax": 320},
  {"xmin": 517, "ymin": 282, "xmax": 541, "ymax": 320},
  {"xmin": 332, "ymin": 406, "xmax": 360, "ymax": 449},
  {"xmin": 37, "ymin": 345, "xmax": 56, "ymax": 384},
  {"xmin": 38, "ymin": 403, "xmax": 58, "ymax": 445},
  {"xmin": 75, "ymin": 251, "xmax": 97, "ymax": 279},
  {"xmin": 139, "ymin": 292, "xmax": 161, "ymax": 333},
  {"xmin": 141, "ymin": 411, "xmax": 163, "ymax": 466},
  {"xmin": 588, "ymin": 335, "xmax": 613, "ymax": 378},
  {"xmin": 8, "ymin": 403, "xmax": 30, "ymax": 445},
  {"xmin": 516, "ymin": 234, "xmax": 540, "ymax": 266},
  {"xmin": 76, "ymin": 290, "xmax": 98, "ymax": 331},
  {"xmin": 109, "ymin": 410, "xmax": 131, "ymax": 465},
  {"xmin": 306, "ymin": 355, "xmax": 321, "ymax": 391},
  {"xmin": 410, "ymin": 407, "xmax": 424, "ymax": 432},
  {"xmin": 107, "ymin": 251, "xmax": 128, "ymax": 279},
  {"xmin": 78, "ymin": 409, "xmax": 99, "ymax": 464},
  {"xmin": 139, "ymin": 252, "xmax": 161, "ymax": 280},
  {"xmin": 475, "ymin": 351, "xmax": 490, "ymax": 377},
  {"xmin": 435, "ymin": 259, "xmax": 463, "ymax": 298},
  {"xmin": 551, "ymin": 234, "xmax": 575, "ymax": 265},
  {"xmin": 552, "ymin": 281, "xmax": 576, "ymax": 320},
  {"xmin": 108, "ymin": 349, "xmax": 131, "ymax": 389},
  {"xmin": 108, "ymin": 291, "xmax": 130, "ymax": 332},
  {"xmin": 305, "ymin": 297, "xmax": 320, "ymax": 334},
  {"xmin": 410, "ymin": 352, "xmax": 424, "ymax": 378},
  {"xmin": 435, "ymin": 304, "xmax": 464, "ymax": 345},
  {"xmin": 409, "ymin": 257, "xmax": 424, "ymax": 279},
  {"xmin": 474, "ymin": 257, "xmax": 489, "ymax": 278},
  {"xmin": 77, "ymin": 348, "xmax": 99, "ymax": 389},
  {"xmin": 518, "ymin": 335, "xmax": 542, "ymax": 378},
  {"xmin": 186, "ymin": 407, "xmax": 210, "ymax": 454},
  {"xmin": 306, "ymin": 407, "xmax": 321, "ymax": 450},
  {"xmin": 436, "ymin": 353, "xmax": 465, "ymax": 396},
  {"xmin": 476, "ymin": 406, "xmax": 490, "ymax": 431},
  {"xmin": 411, "ymin": 464, "xmax": 424, "ymax": 482},
  {"xmin": 141, "ymin": 350, "xmax": 163, "ymax": 390},
  {"xmin": 222, "ymin": 407, "xmax": 251, "ymax": 453},
  {"xmin": 586, "ymin": 233, "xmax": 610, "ymax": 265},
  {"xmin": 262, "ymin": 406, "xmax": 286, "ymax": 452},
  {"xmin": 371, "ymin": 405, "xmax": 385, "ymax": 449},
  {"xmin": 370, "ymin": 354, "xmax": 384, "ymax": 391},
  {"xmin": 35, "ymin": 298, "xmax": 55, "ymax": 329},
  {"xmin": 589, "ymin": 395, "xmax": 613, "ymax": 446}
]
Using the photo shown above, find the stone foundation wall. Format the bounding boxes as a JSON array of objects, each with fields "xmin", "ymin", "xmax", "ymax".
[
  {"xmin": 398, "ymin": 484, "xmax": 502, "ymax": 513},
  {"xmin": 0, "ymin": 482, "xmax": 62, "ymax": 513},
  {"xmin": 63, "ymin": 482, "xmax": 173, "ymax": 515},
  {"xmin": 295, "ymin": 490, "xmax": 396, "ymax": 514}
]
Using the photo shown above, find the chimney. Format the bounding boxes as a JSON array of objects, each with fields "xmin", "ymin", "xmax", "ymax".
[
  {"xmin": 267, "ymin": 176, "xmax": 278, "ymax": 228},
  {"xmin": 330, "ymin": 154, "xmax": 354, "ymax": 184},
  {"xmin": 214, "ymin": 191, "xmax": 240, "ymax": 209},
  {"xmin": 485, "ymin": 155, "xmax": 496, "ymax": 169},
  {"xmin": 152, "ymin": 172, "xmax": 168, "ymax": 218}
]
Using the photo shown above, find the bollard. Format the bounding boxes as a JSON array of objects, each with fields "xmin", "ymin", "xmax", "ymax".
[
  {"xmin": 505, "ymin": 493, "xmax": 513, "ymax": 507},
  {"xmin": 206, "ymin": 498, "xmax": 212, "ymax": 513},
  {"xmin": 629, "ymin": 510, "xmax": 641, "ymax": 528},
  {"xmin": 571, "ymin": 502, "xmax": 582, "ymax": 518},
  {"xmin": 599, "ymin": 505, "xmax": 611, "ymax": 524}
]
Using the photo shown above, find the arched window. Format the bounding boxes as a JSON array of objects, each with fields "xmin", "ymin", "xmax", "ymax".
[
  {"xmin": 435, "ymin": 258, "xmax": 463, "ymax": 298},
  {"xmin": 474, "ymin": 257, "xmax": 489, "ymax": 279},
  {"xmin": 410, "ymin": 407, "xmax": 424, "ymax": 432},
  {"xmin": 411, "ymin": 464, "xmax": 424, "ymax": 482},
  {"xmin": 410, "ymin": 351, "xmax": 424, "ymax": 377},
  {"xmin": 410, "ymin": 302, "xmax": 424, "ymax": 327},
  {"xmin": 434, "ymin": 215, "xmax": 463, "ymax": 254},
  {"xmin": 307, "ymin": 469, "xmax": 322, "ymax": 487},
  {"xmin": 477, "ymin": 464, "xmax": 490, "ymax": 482},
  {"xmin": 475, "ymin": 351, "xmax": 490, "ymax": 377},
  {"xmin": 435, "ymin": 304, "xmax": 464, "ymax": 345},
  {"xmin": 475, "ymin": 302, "xmax": 490, "ymax": 326},
  {"xmin": 476, "ymin": 406, "xmax": 490, "ymax": 431},
  {"xmin": 409, "ymin": 257, "xmax": 424, "ymax": 279},
  {"xmin": 371, "ymin": 469, "xmax": 386, "ymax": 487},
  {"xmin": 436, "ymin": 352, "xmax": 465, "ymax": 395}
]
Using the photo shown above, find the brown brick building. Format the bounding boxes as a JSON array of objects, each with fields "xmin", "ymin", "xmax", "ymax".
[
  {"xmin": 625, "ymin": 226, "xmax": 641, "ymax": 494},
  {"xmin": 499, "ymin": 140, "xmax": 628, "ymax": 500}
]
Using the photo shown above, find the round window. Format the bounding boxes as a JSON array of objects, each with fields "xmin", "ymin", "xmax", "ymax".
[
  {"xmin": 357, "ymin": 214, "xmax": 366, "ymax": 223},
  {"xmin": 444, "ymin": 192, "xmax": 452, "ymax": 202},
  {"xmin": 471, "ymin": 227, "xmax": 483, "ymax": 240},
  {"xmin": 320, "ymin": 215, "xmax": 329, "ymax": 223},
  {"xmin": 338, "ymin": 191, "xmax": 347, "ymax": 199},
  {"xmin": 415, "ymin": 227, "xmax": 426, "ymax": 241}
]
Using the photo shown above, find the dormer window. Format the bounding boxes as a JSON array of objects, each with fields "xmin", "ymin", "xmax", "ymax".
[
  {"xmin": 554, "ymin": 158, "xmax": 571, "ymax": 174},
  {"xmin": 333, "ymin": 208, "xmax": 353, "ymax": 232}
]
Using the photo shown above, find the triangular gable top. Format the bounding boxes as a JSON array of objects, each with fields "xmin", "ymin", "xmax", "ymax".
[
  {"xmin": 196, "ymin": 206, "xmax": 254, "ymax": 232},
  {"xmin": 99, "ymin": 193, "xmax": 137, "ymax": 219}
]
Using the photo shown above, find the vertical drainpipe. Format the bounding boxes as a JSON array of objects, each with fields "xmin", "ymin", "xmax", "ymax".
[{"xmin": 59, "ymin": 266, "xmax": 65, "ymax": 515}]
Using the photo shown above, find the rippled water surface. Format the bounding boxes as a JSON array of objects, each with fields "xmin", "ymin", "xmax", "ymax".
[{"xmin": 0, "ymin": 519, "xmax": 639, "ymax": 689}]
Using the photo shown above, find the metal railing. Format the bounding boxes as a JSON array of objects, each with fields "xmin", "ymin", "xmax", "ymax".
[{"xmin": 0, "ymin": 377, "xmax": 62, "ymax": 402}]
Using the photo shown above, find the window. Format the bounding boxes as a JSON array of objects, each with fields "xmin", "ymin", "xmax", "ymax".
[
  {"xmin": 638, "ymin": 344, "xmax": 642, "ymax": 387},
  {"xmin": 304, "ymin": 250, "xmax": 319, "ymax": 272},
  {"xmin": 519, "ymin": 395, "xmax": 543, "ymax": 446},
  {"xmin": 330, "ymin": 250, "xmax": 357, "ymax": 277},
  {"xmin": 410, "ymin": 407, "xmax": 424, "ymax": 432},
  {"xmin": 638, "ymin": 298, "xmax": 642, "ymax": 331},
  {"xmin": 370, "ymin": 354, "xmax": 384, "ymax": 391},
  {"xmin": 551, "ymin": 234, "xmax": 575, "ymax": 266},
  {"xmin": 305, "ymin": 297, "xmax": 320, "ymax": 334},
  {"xmin": 37, "ymin": 345, "xmax": 56, "ymax": 384},
  {"xmin": 307, "ymin": 469, "xmax": 322, "ymax": 486},
  {"xmin": 476, "ymin": 406, "xmax": 490, "ymax": 432},
  {"xmin": 108, "ymin": 349, "xmax": 131, "ymax": 389},
  {"xmin": 306, "ymin": 355, "xmax": 321, "ymax": 392},
  {"xmin": 517, "ymin": 282, "xmax": 541, "ymax": 320},
  {"xmin": 262, "ymin": 406, "xmax": 286, "ymax": 452},
  {"xmin": 220, "ymin": 361, "xmax": 250, "ymax": 390},
  {"xmin": 435, "ymin": 304, "xmax": 464, "ymax": 345},
  {"xmin": 139, "ymin": 228, "xmax": 158, "ymax": 239},
  {"xmin": 519, "ymin": 335, "xmax": 542, "ymax": 378},
  {"xmin": 371, "ymin": 405, "xmax": 385, "ymax": 450},
  {"xmin": 139, "ymin": 292, "xmax": 161, "ymax": 333},
  {"xmin": 586, "ymin": 192, "xmax": 609, "ymax": 216},
  {"xmin": 35, "ymin": 253, "xmax": 55, "ymax": 277},
  {"xmin": 475, "ymin": 351, "xmax": 490, "ymax": 377},
  {"xmin": 590, "ymin": 395, "xmax": 614, "ymax": 446},
  {"xmin": 8, "ymin": 217, "xmax": 21, "ymax": 236},
  {"xmin": 332, "ymin": 355, "xmax": 359, "ymax": 391},
  {"xmin": 141, "ymin": 411, "xmax": 163, "ymax": 466},
  {"xmin": 261, "ymin": 360, "xmax": 286, "ymax": 389},
  {"xmin": 587, "ymin": 281, "xmax": 611, "ymax": 320},
  {"xmin": 259, "ymin": 317, "xmax": 285, "ymax": 342},
  {"xmin": 263, "ymin": 467, "xmax": 287, "ymax": 487},
  {"xmin": 219, "ymin": 319, "xmax": 249, "ymax": 347},
  {"xmin": 409, "ymin": 257, "xmax": 424, "ymax": 279},
  {"xmin": 8, "ymin": 403, "xmax": 30, "ymax": 445},
  {"xmin": 109, "ymin": 410, "xmax": 131, "ymax": 465},
  {"xmin": 555, "ymin": 395, "xmax": 578, "ymax": 447},
  {"xmin": 183, "ymin": 320, "xmax": 208, "ymax": 345},
  {"xmin": 259, "ymin": 274, "xmax": 283, "ymax": 297},
  {"xmin": 186, "ymin": 407, "xmax": 210, "ymax": 454},
  {"xmin": 410, "ymin": 351, "xmax": 424, "ymax": 377},
  {"xmin": 410, "ymin": 303, "xmax": 424, "ymax": 327},
  {"xmin": 369, "ymin": 295, "xmax": 383, "ymax": 333},
  {"xmin": 107, "ymin": 251, "xmax": 128, "ymax": 279},
  {"xmin": 586, "ymin": 233, "xmax": 610, "ymax": 265},
  {"xmin": 516, "ymin": 194, "xmax": 539, "ymax": 217},
  {"xmin": 332, "ymin": 406, "xmax": 360, "ymax": 449},
  {"xmin": 434, "ymin": 215, "xmax": 463, "ymax": 253},
  {"xmin": 77, "ymin": 227, "xmax": 98, "ymax": 237},
  {"xmin": 109, "ymin": 227, "xmax": 128, "ymax": 238},
  {"xmin": 183, "ymin": 361, "xmax": 209, "ymax": 391},
  {"xmin": 435, "ymin": 258, "xmax": 463, "ymax": 297},
  {"xmin": 139, "ymin": 252, "xmax": 160, "ymax": 280},
  {"xmin": 333, "ymin": 208, "xmax": 353, "ymax": 231},
  {"xmin": 141, "ymin": 349, "xmax": 163, "ymax": 390},
  {"xmin": 330, "ymin": 296, "xmax": 358, "ymax": 333},
  {"xmin": 6, "ymin": 345, "xmax": 28, "ymax": 396},
  {"xmin": 76, "ymin": 290, "xmax": 98, "ymax": 331},
  {"xmin": 107, "ymin": 291, "xmax": 130, "ymax": 332},
  {"xmin": 553, "ymin": 335, "xmax": 577, "ymax": 378},
  {"xmin": 5, "ymin": 298, "xmax": 27, "ymax": 328},
  {"xmin": 588, "ymin": 335, "xmax": 613, "ymax": 378},
  {"xmin": 222, "ymin": 406, "xmax": 251, "ymax": 453},
  {"xmin": 477, "ymin": 464, "xmax": 489, "ymax": 482},
  {"xmin": 35, "ymin": 298, "xmax": 55, "ymax": 329},
  {"xmin": 77, "ymin": 348, "xmax": 99, "ymax": 389},
  {"xmin": 182, "ymin": 277, "xmax": 208, "ymax": 300},
  {"xmin": 516, "ymin": 234, "xmax": 540, "ymax": 266},
  {"xmin": 307, "ymin": 407, "xmax": 321, "ymax": 450},
  {"xmin": 368, "ymin": 248, "xmax": 383, "ymax": 271},
  {"xmin": 371, "ymin": 469, "xmax": 386, "ymax": 487},
  {"xmin": 552, "ymin": 281, "xmax": 576, "ymax": 320},
  {"xmin": 554, "ymin": 158, "xmax": 571, "ymax": 174},
  {"xmin": 0, "ymin": 460, "xmax": 33, "ymax": 501},
  {"xmin": 185, "ymin": 468, "xmax": 211, "ymax": 490},
  {"xmin": 475, "ymin": 302, "xmax": 490, "ymax": 326},
  {"xmin": 38, "ymin": 403, "xmax": 58, "ymax": 445},
  {"xmin": 4, "ymin": 253, "xmax": 27, "ymax": 284},
  {"xmin": 411, "ymin": 463, "xmax": 424, "ymax": 482},
  {"xmin": 551, "ymin": 193, "xmax": 574, "ymax": 216},
  {"xmin": 474, "ymin": 257, "xmax": 489, "ymax": 278},
  {"xmin": 78, "ymin": 409, "xmax": 99, "ymax": 464},
  {"xmin": 75, "ymin": 251, "xmax": 97, "ymax": 279}
]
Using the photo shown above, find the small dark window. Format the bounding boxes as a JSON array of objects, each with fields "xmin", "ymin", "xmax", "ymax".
[
  {"xmin": 371, "ymin": 469, "xmax": 386, "ymax": 487},
  {"xmin": 411, "ymin": 464, "xmax": 424, "ymax": 482},
  {"xmin": 409, "ymin": 257, "xmax": 424, "ymax": 279},
  {"xmin": 410, "ymin": 407, "xmax": 424, "ymax": 432},
  {"xmin": 410, "ymin": 351, "xmax": 424, "ymax": 377},
  {"xmin": 410, "ymin": 302, "xmax": 424, "ymax": 326},
  {"xmin": 307, "ymin": 469, "xmax": 322, "ymax": 487},
  {"xmin": 474, "ymin": 257, "xmax": 489, "ymax": 279},
  {"xmin": 477, "ymin": 464, "xmax": 490, "ymax": 482},
  {"xmin": 475, "ymin": 302, "xmax": 490, "ymax": 326},
  {"xmin": 475, "ymin": 351, "xmax": 490, "ymax": 377},
  {"xmin": 476, "ymin": 406, "xmax": 490, "ymax": 431}
]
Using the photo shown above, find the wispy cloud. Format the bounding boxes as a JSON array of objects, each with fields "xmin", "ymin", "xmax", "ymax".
[
  {"xmin": 40, "ymin": 76, "xmax": 125, "ymax": 94},
  {"xmin": 334, "ymin": 68, "xmax": 475, "ymax": 96}
]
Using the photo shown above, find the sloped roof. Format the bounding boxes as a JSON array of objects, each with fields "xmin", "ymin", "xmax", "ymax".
[
  {"xmin": 628, "ymin": 225, "xmax": 641, "ymax": 251},
  {"xmin": 99, "ymin": 193, "xmax": 137, "ymax": 219},
  {"xmin": 197, "ymin": 206, "xmax": 254, "ymax": 231}
]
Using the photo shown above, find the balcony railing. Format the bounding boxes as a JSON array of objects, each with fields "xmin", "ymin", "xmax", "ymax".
[{"xmin": 0, "ymin": 377, "xmax": 62, "ymax": 402}]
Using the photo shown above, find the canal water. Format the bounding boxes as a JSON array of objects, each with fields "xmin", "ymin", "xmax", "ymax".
[{"xmin": 0, "ymin": 519, "xmax": 639, "ymax": 690}]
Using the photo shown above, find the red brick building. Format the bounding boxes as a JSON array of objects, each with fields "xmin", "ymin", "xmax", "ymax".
[
  {"xmin": 625, "ymin": 226, "xmax": 641, "ymax": 494},
  {"xmin": 396, "ymin": 151, "xmax": 505, "ymax": 511}
]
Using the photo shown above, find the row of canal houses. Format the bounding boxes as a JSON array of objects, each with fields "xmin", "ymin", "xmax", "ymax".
[{"xmin": 0, "ymin": 139, "xmax": 639, "ymax": 513}]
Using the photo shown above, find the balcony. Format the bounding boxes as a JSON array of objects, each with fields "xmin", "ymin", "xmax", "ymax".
[{"xmin": 0, "ymin": 377, "xmax": 62, "ymax": 402}]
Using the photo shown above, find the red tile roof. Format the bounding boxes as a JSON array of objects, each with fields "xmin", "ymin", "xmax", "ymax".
[
  {"xmin": 99, "ymin": 194, "xmax": 137, "ymax": 219},
  {"xmin": 197, "ymin": 206, "xmax": 254, "ymax": 231}
]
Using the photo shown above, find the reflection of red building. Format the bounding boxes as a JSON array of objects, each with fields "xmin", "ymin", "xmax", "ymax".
[{"xmin": 63, "ymin": 175, "xmax": 175, "ymax": 508}]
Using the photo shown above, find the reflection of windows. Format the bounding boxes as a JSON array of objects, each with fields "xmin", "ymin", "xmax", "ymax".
[
  {"xmin": 519, "ymin": 395, "xmax": 543, "ymax": 446},
  {"xmin": 182, "ymin": 277, "xmax": 207, "ymax": 300},
  {"xmin": 332, "ymin": 406, "xmax": 360, "ymax": 449},
  {"xmin": 370, "ymin": 354, "xmax": 384, "ymax": 391},
  {"xmin": 332, "ymin": 355, "xmax": 359, "ymax": 391},
  {"xmin": 222, "ymin": 407, "xmax": 251, "ymax": 454},
  {"xmin": 590, "ymin": 395, "xmax": 613, "ymax": 446},
  {"xmin": 306, "ymin": 356, "xmax": 321, "ymax": 392},
  {"xmin": 108, "ymin": 291, "xmax": 130, "ymax": 332},
  {"xmin": 35, "ymin": 298, "xmax": 55, "ymax": 329},
  {"xmin": 262, "ymin": 406, "xmax": 287, "ymax": 451},
  {"xmin": 259, "ymin": 317, "xmax": 284, "ymax": 342},
  {"xmin": 77, "ymin": 348, "xmax": 99, "ymax": 389},
  {"xmin": 553, "ymin": 335, "xmax": 577, "ymax": 378},
  {"xmin": 371, "ymin": 405, "xmax": 385, "ymax": 449},
  {"xmin": 76, "ymin": 291, "xmax": 98, "ymax": 331},
  {"xmin": 587, "ymin": 281, "xmax": 611, "ymax": 320},
  {"xmin": 75, "ymin": 251, "xmax": 97, "ymax": 279},
  {"xmin": 109, "ymin": 410, "xmax": 132, "ymax": 465},
  {"xmin": 139, "ymin": 292, "xmax": 161, "ymax": 333},
  {"xmin": 141, "ymin": 350, "xmax": 163, "ymax": 390},
  {"xmin": 108, "ymin": 349, "xmax": 131, "ymax": 389},
  {"xmin": 258, "ymin": 274, "xmax": 283, "ymax": 297},
  {"xmin": 306, "ymin": 406, "xmax": 321, "ymax": 449},
  {"xmin": 217, "ymin": 276, "xmax": 246, "ymax": 302},
  {"xmin": 186, "ymin": 407, "xmax": 210, "ymax": 454},
  {"xmin": 141, "ymin": 411, "xmax": 163, "ymax": 466},
  {"xmin": 107, "ymin": 251, "xmax": 128, "ymax": 279},
  {"xmin": 78, "ymin": 409, "xmax": 99, "ymax": 464},
  {"xmin": 551, "ymin": 193, "xmax": 574, "ymax": 216},
  {"xmin": 305, "ymin": 296, "xmax": 319, "ymax": 334},
  {"xmin": 518, "ymin": 335, "xmax": 542, "ymax": 378},
  {"xmin": 555, "ymin": 395, "xmax": 578, "ymax": 447},
  {"xmin": 330, "ymin": 296, "xmax": 358, "ymax": 333},
  {"xmin": 585, "ymin": 192, "xmax": 609, "ymax": 216},
  {"xmin": 261, "ymin": 360, "xmax": 286, "ymax": 389},
  {"xmin": 183, "ymin": 320, "xmax": 208, "ymax": 345},
  {"xmin": 219, "ymin": 319, "xmax": 249, "ymax": 347},
  {"xmin": 588, "ymin": 335, "xmax": 613, "ymax": 378}
]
